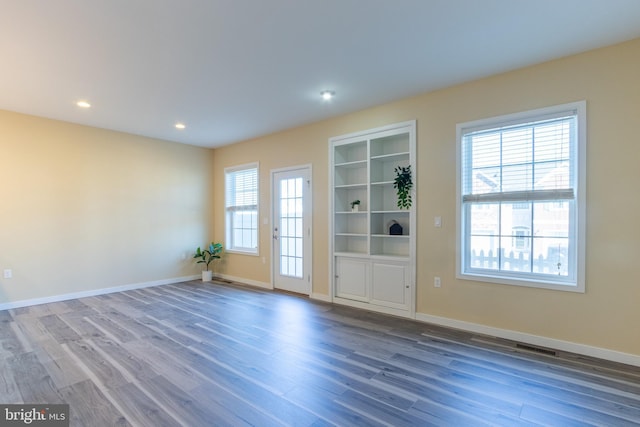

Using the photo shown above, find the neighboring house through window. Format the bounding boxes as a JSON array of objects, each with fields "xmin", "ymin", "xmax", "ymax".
[
  {"xmin": 457, "ymin": 102, "xmax": 586, "ymax": 292},
  {"xmin": 225, "ymin": 163, "xmax": 258, "ymax": 254}
]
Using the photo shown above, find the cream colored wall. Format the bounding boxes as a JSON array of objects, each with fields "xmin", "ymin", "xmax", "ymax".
[
  {"xmin": 0, "ymin": 110, "xmax": 214, "ymax": 304},
  {"xmin": 213, "ymin": 38, "xmax": 640, "ymax": 356},
  {"xmin": 212, "ymin": 124, "xmax": 329, "ymax": 291},
  {"xmin": 2, "ymin": 37, "xmax": 637, "ymax": 355}
]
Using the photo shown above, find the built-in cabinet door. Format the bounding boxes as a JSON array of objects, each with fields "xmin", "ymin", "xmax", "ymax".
[
  {"xmin": 370, "ymin": 261, "xmax": 410, "ymax": 311},
  {"xmin": 335, "ymin": 257, "xmax": 369, "ymax": 302}
]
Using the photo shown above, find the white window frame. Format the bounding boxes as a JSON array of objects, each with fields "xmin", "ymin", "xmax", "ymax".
[
  {"xmin": 225, "ymin": 163, "xmax": 259, "ymax": 255},
  {"xmin": 456, "ymin": 101, "xmax": 586, "ymax": 292}
]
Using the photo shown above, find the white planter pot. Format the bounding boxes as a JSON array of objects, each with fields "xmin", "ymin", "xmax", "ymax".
[
  {"xmin": 202, "ymin": 270, "xmax": 213, "ymax": 282},
  {"xmin": 352, "ymin": 205, "xmax": 359, "ymax": 212}
]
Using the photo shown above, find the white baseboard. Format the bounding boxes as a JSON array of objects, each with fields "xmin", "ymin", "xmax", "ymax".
[
  {"xmin": 415, "ymin": 312, "xmax": 640, "ymax": 368},
  {"xmin": 310, "ymin": 293, "xmax": 332, "ymax": 303},
  {"xmin": 215, "ymin": 273, "xmax": 273, "ymax": 290},
  {"xmin": 0, "ymin": 275, "xmax": 200, "ymax": 311}
]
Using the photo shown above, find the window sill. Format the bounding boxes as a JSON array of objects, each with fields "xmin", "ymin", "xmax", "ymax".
[
  {"xmin": 226, "ymin": 249, "xmax": 259, "ymax": 256},
  {"xmin": 457, "ymin": 271, "xmax": 584, "ymax": 293}
]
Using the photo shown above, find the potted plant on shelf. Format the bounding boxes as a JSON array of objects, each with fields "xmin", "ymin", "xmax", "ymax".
[
  {"xmin": 393, "ymin": 165, "xmax": 413, "ymax": 209},
  {"xmin": 350, "ymin": 199, "xmax": 361, "ymax": 212},
  {"xmin": 194, "ymin": 242, "xmax": 223, "ymax": 282}
]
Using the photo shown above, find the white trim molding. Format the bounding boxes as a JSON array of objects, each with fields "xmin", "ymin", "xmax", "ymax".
[
  {"xmin": 310, "ymin": 293, "xmax": 332, "ymax": 303},
  {"xmin": 0, "ymin": 275, "xmax": 200, "ymax": 311},
  {"xmin": 216, "ymin": 273, "xmax": 272, "ymax": 290},
  {"xmin": 415, "ymin": 312, "xmax": 640, "ymax": 368}
]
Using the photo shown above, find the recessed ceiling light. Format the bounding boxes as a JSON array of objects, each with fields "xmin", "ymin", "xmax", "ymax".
[
  {"xmin": 76, "ymin": 100, "xmax": 91, "ymax": 108},
  {"xmin": 175, "ymin": 123, "xmax": 186, "ymax": 130},
  {"xmin": 320, "ymin": 90, "xmax": 335, "ymax": 101}
]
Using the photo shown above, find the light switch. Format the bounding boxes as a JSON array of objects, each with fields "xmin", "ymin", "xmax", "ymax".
[{"xmin": 434, "ymin": 216, "xmax": 442, "ymax": 228}]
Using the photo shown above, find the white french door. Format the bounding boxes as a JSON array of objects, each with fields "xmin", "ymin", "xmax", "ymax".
[{"xmin": 272, "ymin": 166, "xmax": 312, "ymax": 295}]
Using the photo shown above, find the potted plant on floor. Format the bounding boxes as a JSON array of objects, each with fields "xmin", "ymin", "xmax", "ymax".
[{"xmin": 194, "ymin": 242, "xmax": 223, "ymax": 281}]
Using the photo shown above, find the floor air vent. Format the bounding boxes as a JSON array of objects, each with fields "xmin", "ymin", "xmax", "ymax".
[{"xmin": 516, "ymin": 343, "xmax": 558, "ymax": 357}]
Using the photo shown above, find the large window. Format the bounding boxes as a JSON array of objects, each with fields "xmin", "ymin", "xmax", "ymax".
[
  {"xmin": 457, "ymin": 102, "xmax": 586, "ymax": 291},
  {"xmin": 225, "ymin": 163, "xmax": 258, "ymax": 254}
]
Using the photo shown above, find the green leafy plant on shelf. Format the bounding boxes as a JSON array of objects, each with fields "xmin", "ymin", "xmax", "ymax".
[{"xmin": 393, "ymin": 165, "xmax": 413, "ymax": 209}]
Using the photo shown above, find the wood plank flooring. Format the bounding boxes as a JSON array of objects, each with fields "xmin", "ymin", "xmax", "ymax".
[{"xmin": 2, "ymin": 280, "xmax": 640, "ymax": 426}]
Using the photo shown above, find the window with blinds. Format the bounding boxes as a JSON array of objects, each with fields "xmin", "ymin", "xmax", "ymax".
[
  {"xmin": 457, "ymin": 102, "xmax": 586, "ymax": 292},
  {"xmin": 225, "ymin": 163, "xmax": 258, "ymax": 254}
]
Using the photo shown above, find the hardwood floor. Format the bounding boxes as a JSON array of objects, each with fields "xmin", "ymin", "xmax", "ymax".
[{"xmin": 2, "ymin": 280, "xmax": 640, "ymax": 426}]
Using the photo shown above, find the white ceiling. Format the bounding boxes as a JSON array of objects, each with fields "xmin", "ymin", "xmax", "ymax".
[{"xmin": 2, "ymin": 1, "xmax": 640, "ymax": 148}]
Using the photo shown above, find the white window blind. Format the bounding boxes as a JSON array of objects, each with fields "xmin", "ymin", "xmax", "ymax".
[
  {"xmin": 457, "ymin": 102, "xmax": 586, "ymax": 292},
  {"xmin": 225, "ymin": 164, "xmax": 258, "ymax": 254},
  {"xmin": 462, "ymin": 114, "xmax": 575, "ymax": 202}
]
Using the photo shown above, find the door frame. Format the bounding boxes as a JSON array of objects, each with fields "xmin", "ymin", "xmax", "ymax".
[{"xmin": 270, "ymin": 164, "xmax": 313, "ymax": 295}]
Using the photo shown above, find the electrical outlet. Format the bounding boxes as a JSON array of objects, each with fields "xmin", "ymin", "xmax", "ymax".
[
  {"xmin": 4, "ymin": 269, "xmax": 12, "ymax": 279},
  {"xmin": 434, "ymin": 276, "xmax": 441, "ymax": 288}
]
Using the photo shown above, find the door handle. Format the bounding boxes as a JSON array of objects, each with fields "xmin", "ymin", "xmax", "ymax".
[{"xmin": 273, "ymin": 227, "xmax": 278, "ymax": 240}]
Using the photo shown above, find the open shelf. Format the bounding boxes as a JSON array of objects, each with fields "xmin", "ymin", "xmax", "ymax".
[
  {"xmin": 370, "ymin": 133, "xmax": 410, "ymax": 157},
  {"xmin": 371, "ymin": 211, "xmax": 410, "ymax": 237},
  {"xmin": 334, "ymin": 234, "xmax": 368, "ymax": 255},
  {"xmin": 370, "ymin": 152, "xmax": 410, "ymax": 161},
  {"xmin": 334, "ymin": 140, "xmax": 367, "ymax": 164},
  {"xmin": 371, "ymin": 235, "xmax": 410, "ymax": 257},
  {"xmin": 334, "ymin": 165, "xmax": 367, "ymax": 187},
  {"xmin": 335, "ymin": 213, "xmax": 368, "ymax": 235}
]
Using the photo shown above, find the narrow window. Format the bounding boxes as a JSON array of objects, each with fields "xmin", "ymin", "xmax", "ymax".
[{"xmin": 225, "ymin": 163, "xmax": 259, "ymax": 254}]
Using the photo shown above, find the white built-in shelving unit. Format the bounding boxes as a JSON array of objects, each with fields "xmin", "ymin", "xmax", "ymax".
[{"xmin": 329, "ymin": 121, "xmax": 416, "ymax": 317}]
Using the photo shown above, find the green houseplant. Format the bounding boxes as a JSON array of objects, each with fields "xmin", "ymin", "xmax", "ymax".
[
  {"xmin": 393, "ymin": 165, "xmax": 413, "ymax": 209},
  {"xmin": 194, "ymin": 242, "xmax": 223, "ymax": 281},
  {"xmin": 350, "ymin": 199, "xmax": 361, "ymax": 212}
]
